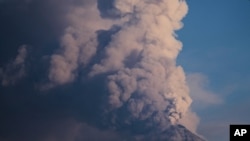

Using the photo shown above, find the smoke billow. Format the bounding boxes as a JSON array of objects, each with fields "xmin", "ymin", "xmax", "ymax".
[
  {"xmin": 47, "ymin": 0, "xmax": 201, "ymax": 139},
  {"xmin": 92, "ymin": 0, "xmax": 192, "ymax": 131},
  {"xmin": 0, "ymin": 0, "xmax": 208, "ymax": 141},
  {"xmin": 48, "ymin": 2, "xmax": 113, "ymax": 86}
]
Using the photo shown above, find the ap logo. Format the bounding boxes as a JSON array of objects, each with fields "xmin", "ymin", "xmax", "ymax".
[
  {"xmin": 234, "ymin": 129, "xmax": 247, "ymax": 136},
  {"xmin": 230, "ymin": 125, "xmax": 250, "ymax": 141}
]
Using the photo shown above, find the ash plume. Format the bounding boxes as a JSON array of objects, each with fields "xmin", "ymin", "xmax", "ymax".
[
  {"xmin": 91, "ymin": 0, "xmax": 191, "ymax": 132},
  {"xmin": 0, "ymin": 0, "xmax": 208, "ymax": 141},
  {"xmin": 47, "ymin": 0, "xmax": 204, "ymax": 140}
]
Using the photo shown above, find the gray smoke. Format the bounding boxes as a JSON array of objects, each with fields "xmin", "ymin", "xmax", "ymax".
[
  {"xmin": 0, "ymin": 45, "xmax": 27, "ymax": 86},
  {"xmin": 48, "ymin": 0, "xmax": 199, "ymax": 138}
]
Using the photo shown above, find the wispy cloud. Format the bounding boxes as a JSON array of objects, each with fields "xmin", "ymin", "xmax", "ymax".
[
  {"xmin": 0, "ymin": 45, "xmax": 28, "ymax": 86},
  {"xmin": 187, "ymin": 73, "xmax": 223, "ymax": 110}
]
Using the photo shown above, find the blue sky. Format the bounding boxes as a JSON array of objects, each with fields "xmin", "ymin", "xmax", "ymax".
[{"xmin": 177, "ymin": 0, "xmax": 250, "ymax": 140}]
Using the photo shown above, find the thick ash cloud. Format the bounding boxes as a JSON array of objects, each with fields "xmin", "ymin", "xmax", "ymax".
[
  {"xmin": 0, "ymin": 76, "xmax": 133, "ymax": 141},
  {"xmin": 0, "ymin": 0, "xmax": 205, "ymax": 141},
  {"xmin": 48, "ymin": 3, "xmax": 113, "ymax": 86},
  {"xmin": 47, "ymin": 0, "xmax": 198, "ymax": 136}
]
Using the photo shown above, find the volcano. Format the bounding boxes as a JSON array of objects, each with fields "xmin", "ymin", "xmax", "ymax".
[{"xmin": 142, "ymin": 125, "xmax": 206, "ymax": 141}]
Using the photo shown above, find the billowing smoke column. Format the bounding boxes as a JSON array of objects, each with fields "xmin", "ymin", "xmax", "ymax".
[{"xmin": 49, "ymin": 0, "xmax": 192, "ymax": 136}]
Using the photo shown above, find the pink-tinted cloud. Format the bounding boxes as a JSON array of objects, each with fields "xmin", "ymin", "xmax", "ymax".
[{"xmin": 0, "ymin": 45, "xmax": 28, "ymax": 86}]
